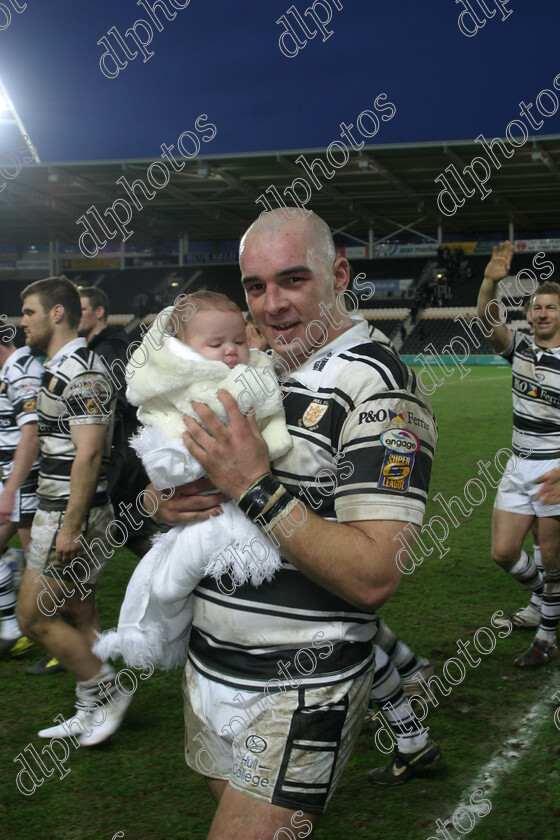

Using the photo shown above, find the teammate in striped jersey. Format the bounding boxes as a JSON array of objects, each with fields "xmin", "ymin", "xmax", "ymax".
[
  {"xmin": 0, "ymin": 331, "xmax": 42, "ymax": 659},
  {"xmin": 153, "ymin": 211, "xmax": 438, "ymax": 837},
  {"xmin": 16, "ymin": 276, "xmax": 131, "ymax": 745},
  {"xmin": 477, "ymin": 243, "xmax": 560, "ymax": 667},
  {"xmin": 509, "ymin": 297, "xmax": 542, "ymax": 630}
]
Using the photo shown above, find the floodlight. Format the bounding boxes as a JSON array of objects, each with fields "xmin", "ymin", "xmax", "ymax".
[{"xmin": 0, "ymin": 75, "xmax": 41, "ymax": 162}]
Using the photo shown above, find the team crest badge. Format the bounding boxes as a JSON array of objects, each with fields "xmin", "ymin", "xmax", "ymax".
[
  {"xmin": 23, "ymin": 398, "xmax": 36, "ymax": 412},
  {"xmin": 302, "ymin": 401, "xmax": 328, "ymax": 428}
]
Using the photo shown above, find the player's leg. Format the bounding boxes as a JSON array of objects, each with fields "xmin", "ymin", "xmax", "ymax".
[
  {"xmin": 536, "ymin": 515, "xmax": 560, "ymax": 641},
  {"xmin": 513, "ymin": 519, "xmax": 543, "ymax": 628},
  {"xmin": 515, "ymin": 514, "xmax": 560, "ymax": 666},
  {"xmin": 206, "ymin": 785, "xmax": 318, "ymax": 840},
  {"xmin": 374, "ymin": 617, "xmax": 435, "ymax": 696},
  {"xmin": 18, "ymin": 505, "xmax": 132, "ymax": 742},
  {"xmin": 492, "ymin": 509, "xmax": 541, "ymax": 612},
  {"xmin": 17, "ymin": 492, "xmax": 63, "ymax": 672},
  {"xmin": 18, "ymin": 571, "xmax": 133, "ymax": 742},
  {"xmin": 17, "ymin": 569, "xmax": 101, "ymax": 678},
  {"xmin": 532, "ymin": 518, "xmax": 543, "ymax": 583},
  {"xmin": 23, "ymin": 544, "xmax": 66, "ymax": 672},
  {"xmin": 0, "ymin": 520, "xmax": 23, "ymax": 656},
  {"xmin": 60, "ymin": 584, "xmax": 102, "ymax": 648},
  {"xmin": 366, "ymin": 647, "xmax": 440, "ymax": 786},
  {"xmin": 206, "ymin": 778, "xmax": 228, "ymax": 803},
  {"xmin": 492, "ymin": 457, "xmax": 545, "ymax": 613},
  {"xmin": 492, "ymin": 509, "xmax": 536, "ymax": 571}
]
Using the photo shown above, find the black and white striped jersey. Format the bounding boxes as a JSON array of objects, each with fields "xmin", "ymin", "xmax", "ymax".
[
  {"xmin": 368, "ymin": 323, "xmax": 399, "ymax": 357},
  {"xmin": 189, "ymin": 320, "xmax": 437, "ymax": 692},
  {"xmin": 0, "ymin": 347, "xmax": 43, "ymax": 479},
  {"xmin": 36, "ymin": 338, "xmax": 115, "ymax": 509},
  {"xmin": 502, "ymin": 330, "xmax": 560, "ymax": 460}
]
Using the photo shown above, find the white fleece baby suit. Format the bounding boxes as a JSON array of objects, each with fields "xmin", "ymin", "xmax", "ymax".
[{"xmin": 93, "ymin": 306, "xmax": 292, "ymax": 670}]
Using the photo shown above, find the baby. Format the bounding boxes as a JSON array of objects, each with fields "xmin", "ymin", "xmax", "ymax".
[{"xmin": 93, "ymin": 292, "xmax": 291, "ymax": 670}]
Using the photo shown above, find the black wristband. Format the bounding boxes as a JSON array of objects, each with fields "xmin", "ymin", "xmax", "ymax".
[
  {"xmin": 237, "ymin": 473, "xmax": 296, "ymax": 531},
  {"xmin": 237, "ymin": 473, "xmax": 283, "ymax": 519}
]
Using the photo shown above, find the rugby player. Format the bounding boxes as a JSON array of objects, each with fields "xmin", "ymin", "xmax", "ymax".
[
  {"xmin": 477, "ymin": 243, "xmax": 560, "ymax": 666},
  {"xmin": 151, "ymin": 210, "xmax": 438, "ymax": 837},
  {"xmin": 509, "ymin": 297, "xmax": 542, "ymax": 629},
  {"xmin": 16, "ymin": 276, "xmax": 131, "ymax": 744},
  {"xmin": 245, "ymin": 280, "xmax": 439, "ymax": 782},
  {"xmin": 0, "ymin": 330, "xmax": 42, "ymax": 659}
]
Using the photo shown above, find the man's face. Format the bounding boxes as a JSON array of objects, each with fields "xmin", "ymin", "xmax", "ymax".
[
  {"xmin": 79, "ymin": 297, "xmax": 100, "ymax": 337},
  {"xmin": 532, "ymin": 294, "xmax": 560, "ymax": 344},
  {"xmin": 240, "ymin": 221, "xmax": 350, "ymax": 367},
  {"xmin": 21, "ymin": 293, "xmax": 52, "ymax": 351}
]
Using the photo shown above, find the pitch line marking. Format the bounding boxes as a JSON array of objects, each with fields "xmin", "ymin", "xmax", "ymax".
[
  {"xmin": 439, "ymin": 676, "xmax": 557, "ymax": 833},
  {"xmin": 444, "ymin": 375, "xmax": 509, "ymax": 385}
]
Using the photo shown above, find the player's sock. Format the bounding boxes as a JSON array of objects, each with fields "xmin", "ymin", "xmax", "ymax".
[
  {"xmin": 370, "ymin": 647, "xmax": 429, "ymax": 753},
  {"xmin": 374, "ymin": 618, "xmax": 421, "ymax": 678},
  {"xmin": 509, "ymin": 550, "xmax": 544, "ymax": 597},
  {"xmin": 536, "ymin": 570, "xmax": 560, "ymax": 645},
  {"xmin": 530, "ymin": 545, "xmax": 543, "ymax": 610},
  {"xmin": 0, "ymin": 559, "xmax": 21, "ymax": 640}
]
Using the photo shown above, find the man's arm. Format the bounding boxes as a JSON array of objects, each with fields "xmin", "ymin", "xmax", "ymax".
[
  {"xmin": 260, "ymin": 507, "xmax": 403, "ymax": 611},
  {"xmin": 182, "ymin": 392, "xmax": 403, "ymax": 611},
  {"xmin": 0, "ymin": 422, "xmax": 39, "ymax": 523},
  {"xmin": 476, "ymin": 240, "xmax": 515, "ymax": 354},
  {"xmin": 55, "ymin": 423, "xmax": 106, "ymax": 562}
]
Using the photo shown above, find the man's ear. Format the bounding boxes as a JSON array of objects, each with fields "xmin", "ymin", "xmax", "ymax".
[
  {"xmin": 333, "ymin": 256, "xmax": 350, "ymax": 295},
  {"xmin": 95, "ymin": 306, "xmax": 106, "ymax": 321},
  {"xmin": 51, "ymin": 303, "xmax": 65, "ymax": 324}
]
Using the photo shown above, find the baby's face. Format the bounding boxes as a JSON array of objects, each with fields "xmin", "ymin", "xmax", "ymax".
[{"xmin": 184, "ymin": 310, "xmax": 250, "ymax": 368}]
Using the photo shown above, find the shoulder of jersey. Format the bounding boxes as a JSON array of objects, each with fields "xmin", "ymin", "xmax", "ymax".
[{"xmin": 326, "ymin": 341, "xmax": 408, "ymax": 394}]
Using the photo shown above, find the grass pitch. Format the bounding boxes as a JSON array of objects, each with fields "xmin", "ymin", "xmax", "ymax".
[{"xmin": 2, "ymin": 366, "xmax": 559, "ymax": 840}]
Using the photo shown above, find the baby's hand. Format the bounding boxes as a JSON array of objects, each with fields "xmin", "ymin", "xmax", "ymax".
[{"xmin": 146, "ymin": 478, "xmax": 228, "ymax": 525}]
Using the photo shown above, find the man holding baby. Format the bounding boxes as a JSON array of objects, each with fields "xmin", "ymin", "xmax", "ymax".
[{"xmin": 153, "ymin": 209, "xmax": 438, "ymax": 839}]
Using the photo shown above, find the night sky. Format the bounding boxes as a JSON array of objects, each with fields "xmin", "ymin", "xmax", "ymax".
[{"xmin": 0, "ymin": 0, "xmax": 558, "ymax": 163}]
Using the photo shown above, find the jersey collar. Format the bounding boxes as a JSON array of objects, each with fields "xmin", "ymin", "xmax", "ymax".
[
  {"xmin": 45, "ymin": 337, "xmax": 87, "ymax": 369},
  {"xmin": 277, "ymin": 318, "xmax": 369, "ymax": 389}
]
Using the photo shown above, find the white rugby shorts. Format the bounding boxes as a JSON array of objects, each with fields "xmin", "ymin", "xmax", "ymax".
[
  {"xmin": 182, "ymin": 659, "xmax": 374, "ymax": 815},
  {"xmin": 494, "ymin": 455, "xmax": 560, "ymax": 518}
]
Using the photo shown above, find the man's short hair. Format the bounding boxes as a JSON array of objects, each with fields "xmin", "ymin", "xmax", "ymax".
[
  {"xmin": 21, "ymin": 276, "xmax": 82, "ymax": 329},
  {"xmin": 533, "ymin": 281, "xmax": 560, "ymax": 301},
  {"xmin": 80, "ymin": 287, "xmax": 110, "ymax": 320}
]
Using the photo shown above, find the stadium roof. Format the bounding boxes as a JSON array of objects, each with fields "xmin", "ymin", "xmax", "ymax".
[{"xmin": 2, "ymin": 134, "xmax": 559, "ymax": 246}]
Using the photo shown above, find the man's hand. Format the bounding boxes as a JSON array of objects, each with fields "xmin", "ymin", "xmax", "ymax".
[
  {"xmin": 484, "ymin": 240, "xmax": 514, "ymax": 283},
  {"xmin": 55, "ymin": 524, "xmax": 83, "ymax": 563},
  {"xmin": 183, "ymin": 390, "xmax": 271, "ymax": 501},
  {"xmin": 148, "ymin": 478, "xmax": 229, "ymax": 526},
  {"xmin": 0, "ymin": 488, "xmax": 15, "ymax": 524},
  {"xmin": 535, "ymin": 468, "xmax": 560, "ymax": 506}
]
